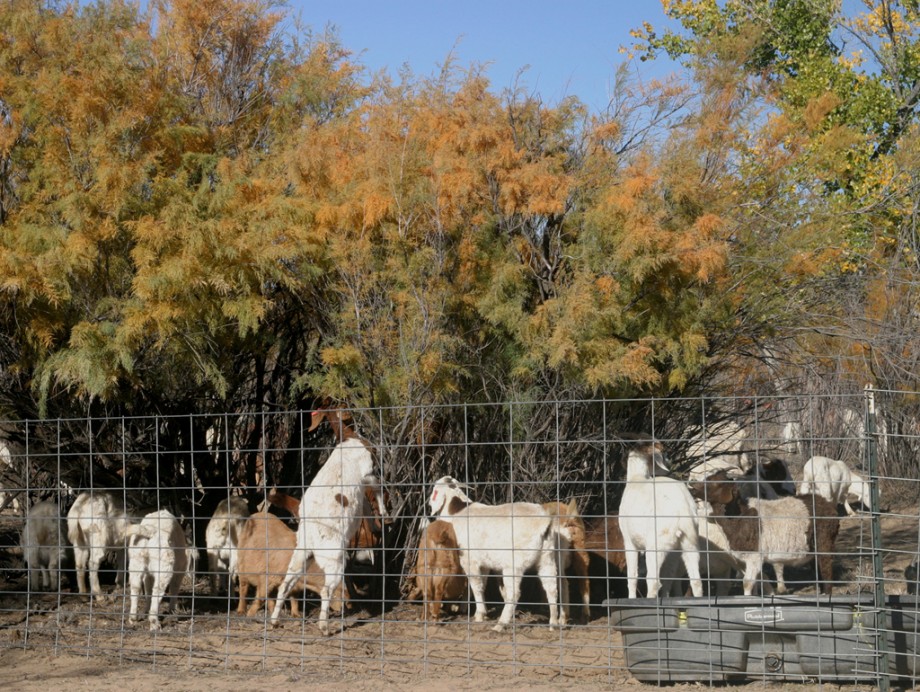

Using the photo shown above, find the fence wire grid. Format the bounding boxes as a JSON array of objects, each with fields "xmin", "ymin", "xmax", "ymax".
[{"xmin": 1, "ymin": 389, "xmax": 919, "ymax": 687}]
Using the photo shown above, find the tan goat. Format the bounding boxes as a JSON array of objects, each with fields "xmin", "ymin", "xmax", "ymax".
[
  {"xmin": 543, "ymin": 499, "xmax": 591, "ymax": 623},
  {"xmin": 406, "ymin": 519, "xmax": 466, "ymax": 621},
  {"xmin": 233, "ymin": 512, "xmax": 345, "ymax": 617}
]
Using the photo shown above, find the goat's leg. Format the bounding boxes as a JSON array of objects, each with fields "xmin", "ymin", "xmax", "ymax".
[
  {"xmin": 494, "ymin": 573, "xmax": 522, "ymax": 632},
  {"xmin": 289, "ymin": 588, "xmax": 301, "ymax": 617},
  {"xmin": 645, "ymin": 547, "xmax": 663, "ymax": 598},
  {"xmin": 114, "ymin": 545, "xmax": 126, "ymax": 589},
  {"xmin": 88, "ymin": 536, "xmax": 106, "ymax": 598},
  {"xmin": 467, "ymin": 569, "xmax": 488, "ymax": 623},
  {"xmin": 555, "ymin": 550, "xmax": 570, "ymax": 627},
  {"xmin": 680, "ymin": 539, "xmax": 704, "ymax": 598},
  {"xmin": 127, "ymin": 560, "xmax": 143, "ymax": 626},
  {"xmin": 49, "ymin": 549, "xmax": 61, "ymax": 591},
  {"xmin": 147, "ymin": 572, "xmax": 165, "ymax": 632},
  {"xmin": 774, "ymin": 563, "xmax": 788, "ymax": 594},
  {"xmin": 537, "ymin": 557, "xmax": 561, "ymax": 630},
  {"xmin": 73, "ymin": 546, "xmax": 89, "ymax": 595},
  {"xmin": 25, "ymin": 553, "xmax": 38, "ymax": 592},
  {"xmin": 315, "ymin": 551, "xmax": 347, "ymax": 636},
  {"xmin": 207, "ymin": 550, "xmax": 221, "ymax": 594},
  {"xmin": 817, "ymin": 553, "xmax": 834, "ymax": 594},
  {"xmin": 165, "ymin": 565, "xmax": 183, "ymax": 616},
  {"xmin": 270, "ymin": 544, "xmax": 310, "ymax": 627},
  {"xmin": 571, "ymin": 550, "xmax": 592, "ymax": 623},
  {"xmin": 623, "ymin": 538, "xmax": 640, "ymax": 599},
  {"xmin": 237, "ymin": 579, "xmax": 250, "ymax": 615},
  {"xmin": 742, "ymin": 559, "xmax": 763, "ymax": 596}
]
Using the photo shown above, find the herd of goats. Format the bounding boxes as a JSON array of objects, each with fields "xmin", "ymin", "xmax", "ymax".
[{"xmin": 14, "ymin": 406, "xmax": 920, "ymax": 636}]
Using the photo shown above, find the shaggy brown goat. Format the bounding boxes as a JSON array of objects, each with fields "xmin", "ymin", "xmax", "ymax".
[
  {"xmin": 690, "ymin": 471, "xmax": 839, "ymax": 595},
  {"xmin": 405, "ymin": 519, "xmax": 466, "ymax": 621}
]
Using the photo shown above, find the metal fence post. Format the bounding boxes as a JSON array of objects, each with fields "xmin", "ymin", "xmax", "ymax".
[{"xmin": 866, "ymin": 384, "xmax": 890, "ymax": 691}]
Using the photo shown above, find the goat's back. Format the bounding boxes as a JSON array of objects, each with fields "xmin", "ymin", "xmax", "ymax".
[
  {"xmin": 619, "ymin": 477, "xmax": 699, "ymax": 549},
  {"xmin": 236, "ymin": 512, "xmax": 326, "ymax": 597},
  {"xmin": 445, "ymin": 501, "xmax": 553, "ymax": 572},
  {"xmin": 742, "ymin": 496, "xmax": 813, "ymax": 558},
  {"xmin": 67, "ymin": 490, "xmax": 128, "ymax": 548},
  {"xmin": 302, "ymin": 439, "xmax": 374, "ymax": 521},
  {"xmin": 128, "ymin": 510, "xmax": 190, "ymax": 577},
  {"xmin": 801, "ymin": 456, "xmax": 851, "ymax": 503}
]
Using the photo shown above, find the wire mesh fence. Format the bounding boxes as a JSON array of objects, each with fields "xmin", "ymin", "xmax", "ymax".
[{"xmin": 1, "ymin": 389, "xmax": 919, "ymax": 686}]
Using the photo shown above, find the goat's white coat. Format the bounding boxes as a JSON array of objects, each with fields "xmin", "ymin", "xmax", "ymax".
[
  {"xmin": 205, "ymin": 496, "xmax": 249, "ymax": 594},
  {"xmin": 737, "ymin": 495, "xmax": 813, "ymax": 594},
  {"xmin": 22, "ymin": 500, "xmax": 66, "ymax": 591},
  {"xmin": 799, "ymin": 455, "xmax": 872, "ymax": 516},
  {"xmin": 618, "ymin": 444, "xmax": 703, "ymax": 599},
  {"xmin": 66, "ymin": 490, "xmax": 130, "ymax": 597},
  {"xmin": 270, "ymin": 438, "xmax": 384, "ymax": 634},
  {"xmin": 428, "ymin": 476, "xmax": 561, "ymax": 632},
  {"xmin": 126, "ymin": 510, "xmax": 194, "ymax": 631},
  {"xmin": 687, "ymin": 453, "xmax": 752, "ymax": 483}
]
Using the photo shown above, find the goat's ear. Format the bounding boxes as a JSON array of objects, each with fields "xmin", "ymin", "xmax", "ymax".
[
  {"xmin": 566, "ymin": 498, "xmax": 578, "ymax": 514},
  {"xmin": 308, "ymin": 409, "xmax": 325, "ymax": 432}
]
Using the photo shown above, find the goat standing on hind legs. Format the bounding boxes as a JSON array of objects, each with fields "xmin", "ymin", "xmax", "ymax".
[
  {"xmin": 618, "ymin": 439, "xmax": 703, "ymax": 599},
  {"xmin": 270, "ymin": 405, "xmax": 386, "ymax": 636}
]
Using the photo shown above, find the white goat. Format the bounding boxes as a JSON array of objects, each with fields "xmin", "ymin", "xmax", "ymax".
[
  {"xmin": 687, "ymin": 453, "xmax": 752, "ymax": 483},
  {"xmin": 270, "ymin": 437, "xmax": 385, "ymax": 635},
  {"xmin": 21, "ymin": 500, "xmax": 66, "ymax": 591},
  {"xmin": 126, "ymin": 509, "xmax": 195, "ymax": 631},
  {"xmin": 428, "ymin": 475, "xmax": 561, "ymax": 632},
  {"xmin": 66, "ymin": 490, "xmax": 131, "ymax": 597},
  {"xmin": 618, "ymin": 441, "xmax": 703, "ymax": 599},
  {"xmin": 799, "ymin": 455, "xmax": 873, "ymax": 516},
  {"xmin": 205, "ymin": 496, "xmax": 250, "ymax": 595}
]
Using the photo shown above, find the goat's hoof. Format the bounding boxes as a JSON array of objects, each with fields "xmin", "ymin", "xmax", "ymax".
[
  {"xmin": 128, "ymin": 617, "xmax": 138, "ymax": 628},
  {"xmin": 491, "ymin": 623, "xmax": 506, "ymax": 633},
  {"xmin": 148, "ymin": 620, "xmax": 161, "ymax": 632},
  {"xmin": 270, "ymin": 619, "xmax": 281, "ymax": 629}
]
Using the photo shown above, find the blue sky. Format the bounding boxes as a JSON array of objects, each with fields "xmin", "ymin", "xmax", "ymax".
[{"xmin": 285, "ymin": 1, "xmax": 683, "ymax": 113}]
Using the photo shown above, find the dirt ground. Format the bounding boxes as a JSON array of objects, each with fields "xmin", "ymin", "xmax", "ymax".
[{"xmin": 0, "ymin": 508, "xmax": 917, "ymax": 692}]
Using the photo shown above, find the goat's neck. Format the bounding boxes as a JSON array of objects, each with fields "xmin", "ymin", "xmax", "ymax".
[
  {"xmin": 331, "ymin": 420, "xmax": 358, "ymax": 443},
  {"xmin": 443, "ymin": 495, "xmax": 471, "ymax": 516},
  {"xmin": 625, "ymin": 451, "xmax": 651, "ymax": 481}
]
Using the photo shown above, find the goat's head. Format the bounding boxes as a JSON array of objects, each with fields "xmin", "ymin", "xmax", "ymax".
[
  {"xmin": 363, "ymin": 484, "xmax": 393, "ymax": 527},
  {"xmin": 624, "ymin": 438, "xmax": 670, "ymax": 478},
  {"xmin": 428, "ymin": 476, "xmax": 472, "ymax": 516},
  {"xmin": 757, "ymin": 456, "xmax": 795, "ymax": 495},
  {"xmin": 309, "ymin": 401, "xmax": 356, "ymax": 442},
  {"xmin": 689, "ymin": 470, "xmax": 738, "ymax": 506}
]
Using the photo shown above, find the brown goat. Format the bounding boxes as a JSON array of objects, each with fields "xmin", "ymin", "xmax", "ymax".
[
  {"xmin": 689, "ymin": 471, "xmax": 839, "ymax": 595},
  {"xmin": 583, "ymin": 514, "xmax": 628, "ymax": 601},
  {"xmin": 543, "ymin": 500, "xmax": 591, "ymax": 623},
  {"xmin": 234, "ymin": 512, "xmax": 345, "ymax": 617},
  {"xmin": 406, "ymin": 519, "xmax": 466, "ymax": 621}
]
